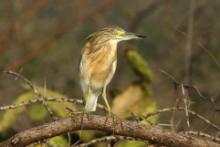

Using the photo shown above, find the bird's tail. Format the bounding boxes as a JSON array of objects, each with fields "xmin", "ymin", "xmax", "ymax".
[{"xmin": 85, "ymin": 92, "xmax": 99, "ymax": 112}]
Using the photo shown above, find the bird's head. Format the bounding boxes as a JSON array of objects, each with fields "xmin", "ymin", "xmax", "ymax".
[{"xmin": 87, "ymin": 26, "xmax": 146, "ymax": 43}]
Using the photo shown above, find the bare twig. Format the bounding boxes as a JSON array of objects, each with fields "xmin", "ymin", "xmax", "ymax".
[
  {"xmin": 3, "ymin": 70, "xmax": 38, "ymax": 94},
  {"xmin": 184, "ymin": 0, "xmax": 195, "ymax": 85},
  {"xmin": 176, "ymin": 28, "xmax": 220, "ymax": 72},
  {"xmin": 160, "ymin": 70, "xmax": 180, "ymax": 131},
  {"xmin": 42, "ymin": 80, "xmax": 58, "ymax": 121},
  {"xmin": 2, "ymin": 72, "xmax": 63, "ymax": 147},
  {"xmin": 1, "ymin": 96, "xmax": 218, "ymax": 133},
  {"xmin": 160, "ymin": 69, "xmax": 179, "ymax": 83},
  {"xmin": 171, "ymin": 90, "xmax": 181, "ymax": 131},
  {"xmin": 180, "ymin": 84, "xmax": 190, "ymax": 128},
  {"xmin": 184, "ymin": 131, "xmax": 220, "ymax": 143},
  {"xmin": 0, "ymin": 97, "xmax": 107, "ymax": 112},
  {"xmin": 3, "ymin": 70, "xmax": 57, "ymax": 121},
  {"xmin": 160, "ymin": 69, "xmax": 218, "ymax": 112},
  {"xmin": 1, "ymin": 114, "xmax": 219, "ymax": 147},
  {"xmin": 198, "ymin": 42, "xmax": 220, "ymax": 70},
  {"xmin": 136, "ymin": 106, "xmax": 220, "ymax": 132}
]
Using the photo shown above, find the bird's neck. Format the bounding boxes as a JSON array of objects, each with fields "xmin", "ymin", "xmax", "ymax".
[{"xmin": 108, "ymin": 40, "xmax": 119, "ymax": 51}]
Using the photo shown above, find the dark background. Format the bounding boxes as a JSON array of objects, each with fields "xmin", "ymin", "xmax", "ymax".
[{"xmin": 0, "ymin": 0, "xmax": 220, "ymax": 142}]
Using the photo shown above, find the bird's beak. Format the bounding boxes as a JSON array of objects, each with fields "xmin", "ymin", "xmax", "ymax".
[{"xmin": 124, "ymin": 32, "xmax": 146, "ymax": 40}]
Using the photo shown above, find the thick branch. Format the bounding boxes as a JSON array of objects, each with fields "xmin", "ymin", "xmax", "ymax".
[{"xmin": 1, "ymin": 114, "xmax": 220, "ymax": 147}]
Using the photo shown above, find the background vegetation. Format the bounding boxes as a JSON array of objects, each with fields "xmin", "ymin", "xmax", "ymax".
[{"xmin": 0, "ymin": 0, "xmax": 220, "ymax": 146}]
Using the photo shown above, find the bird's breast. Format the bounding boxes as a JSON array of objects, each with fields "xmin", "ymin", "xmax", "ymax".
[
  {"xmin": 81, "ymin": 41, "xmax": 118, "ymax": 87},
  {"xmin": 91, "ymin": 46, "xmax": 116, "ymax": 78}
]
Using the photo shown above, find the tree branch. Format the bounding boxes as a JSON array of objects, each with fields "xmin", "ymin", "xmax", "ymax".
[{"xmin": 1, "ymin": 114, "xmax": 220, "ymax": 147}]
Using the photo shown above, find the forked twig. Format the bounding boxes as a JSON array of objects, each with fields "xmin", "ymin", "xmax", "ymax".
[
  {"xmin": 3, "ymin": 70, "xmax": 57, "ymax": 121},
  {"xmin": 184, "ymin": 131, "xmax": 220, "ymax": 143},
  {"xmin": 160, "ymin": 69, "xmax": 219, "ymax": 113},
  {"xmin": 0, "ymin": 97, "xmax": 107, "ymax": 112},
  {"xmin": 135, "ymin": 106, "xmax": 220, "ymax": 132},
  {"xmin": 3, "ymin": 70, "xmax": 38, "ymax": 94}
]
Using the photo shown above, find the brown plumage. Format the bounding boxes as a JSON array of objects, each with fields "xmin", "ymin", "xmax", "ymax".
[{"xmin": 79, "ymin": 26, "xmax": 145, "ymax": 113}]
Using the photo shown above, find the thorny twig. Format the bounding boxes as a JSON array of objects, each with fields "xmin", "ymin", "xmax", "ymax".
[
  {"xmin": 160, "ymin": 69, "xmax": 219, "ymax": 112},
  {"xmin": 0, "ymin": 97, "xmax": 107, "ymax": 112},
  {"xmin": 3, "ymin": 70, "xmax": 57, "ymax": 120},
  {"xmin": 160, "ymin": 70, "xmax": 190, "ymax": 130},
  {"xmin": 135, "ymin": 106, "xmax": 220, "ymax": 132},
  {"xmin": 184, "ymin": 131, "xmax": 220, "ymax": 143},
  {"xmin": 176, "ymin": 28, "xmax": 220, "ymax": 73},
  {"xmin": 170, "ymin": 81, "xmax": 181, "ymax": 131},
  {"xmin": 3, "ymin": 70, "xmax": 38, "ymax": 94},
  {"xmin": 1, "ymin": 71, "xmax": 219, "ymax": 132},
  {"xmin": 3, "ymin": 70, "xmax": 103, "ymax": 146},
  {"xmin": 1, "ymin": 68, "xmax": 220, "ymax": 146},
  {"xmin": 3, "ymin": 70, "xmax": 59, "ymax": 145},
  {"xmin": 180, "ymin": 84, "xmax": 190, "ymax": 129},
  {"xmin": 1, "ymin": 71, "xmax": 107, "ymax": 113},
  {"xmin": 198, "ymin": 42, "xmax": 220, "ymax": 70},
  {"xmin": 42, "ymin": 80, "xmax": 58, "ymax": 121}
]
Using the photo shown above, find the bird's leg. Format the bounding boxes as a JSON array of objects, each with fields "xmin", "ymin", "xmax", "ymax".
[
  {"xmin": 84, "ymin": 86, "xmax": 91, "ymax": 120},
  {"xmin": 102, "ymin": 85, "xmax": 112, "ymax": 116}
]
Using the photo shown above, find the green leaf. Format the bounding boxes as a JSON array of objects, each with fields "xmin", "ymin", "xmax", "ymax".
[
  {"xmin": 34, "ymin": 136, "xmax": 68, "ymax": 147},
  {"xmin": 28, "ymin": 105, "xmax": 47, "ymax": 121},
  {"xmin": 23, "ymin": 85, "xmax": 78, "ymax": 117},
  {"xmin": 116, "ymin": 140, "xmax": 147, "ymax": 147},
  {"xmin": 0, "ymin": 92, "xmax": 35, "ymax": 132},
  {"xmin": 78, "ymin": 130, "xmax": 97, "ymax": 142},
  {"xmin": 126, "ymin": 49, "xmax": 154, "ymax": 84},
  {"xmin": 0, "ymin": 85, "xmax": 78, "ymax": 132},
  {"xmin": 140, "ymin": 98, "xmax": 157, "ymax": 125},
  {"xmin": 112, "ymin": 84, "xmax": 157, "ymax": 122},
  {"xmin": 48, "ymin": 136, "xmax": 68, "ymax": 147}
]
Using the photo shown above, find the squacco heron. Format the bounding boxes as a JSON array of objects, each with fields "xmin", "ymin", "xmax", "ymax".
[{"xmin": 79, "ymin": 26, "xmax": 145, "ymax": 114}]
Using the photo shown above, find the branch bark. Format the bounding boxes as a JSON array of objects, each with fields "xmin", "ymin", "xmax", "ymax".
[{"xmin": 1, "ymin": 114, "xmax": 219, "ymax": 147}]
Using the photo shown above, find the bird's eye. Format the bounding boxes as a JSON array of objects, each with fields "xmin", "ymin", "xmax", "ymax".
[{"xmin": 115, "ymin": 30, "xmax": 125, "ymax": 36}]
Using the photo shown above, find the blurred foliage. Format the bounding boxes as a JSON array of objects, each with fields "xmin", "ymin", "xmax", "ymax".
[
  {"xmin": 112, "ymin": 83, "xmax": 157, "ymax": 123},
  {"xmin": 28, "ymin": 105, "xmax": 47, "ymax": 121},
  {"xmin": 47, "ymin": 136, "xmax": 68, "ymax": 147},
  {"xmin": 0, "ymin": 92, "xmax": 34, "ymax": 132},
  {"xmin": 0, "ymin": 39, "xmax": 157, "ymax": 147},
  {"xmin": 0, "ymin": 85, "xmax": 77, "ymax": 132},
  {"xmin": 1, "ymin": 0, "xmax": 220, "ymax": 146},
  {"xmin": 112, "ymin": 84, "xmax": 156, "ymax": 147},
  {"xmin": 33, "ymin": 136, "xmax": 68, "ymax": 147},
  {"xmin": 112, "ymin": 49, "xmax": 157, "ymax": 147},
  {"xmin": 78, "ymin": 130, "xmax": 98, "ymax": 142},
  {"xmin": 126, "ymin": 49, "xmax": 154, "ymax": 84},
  {"xmin": 116, "ymin": 140, "xmax": 146, "ymax": 147}
]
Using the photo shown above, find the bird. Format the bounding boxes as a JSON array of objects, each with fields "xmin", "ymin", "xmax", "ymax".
[{"xmin": 79, "ymin": 26, "xmax": 145, "ymax": 114}]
